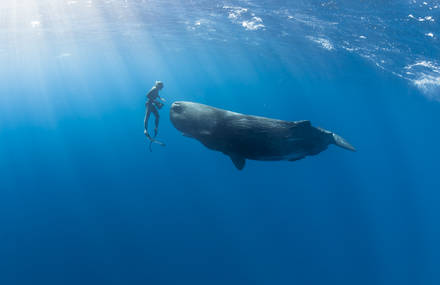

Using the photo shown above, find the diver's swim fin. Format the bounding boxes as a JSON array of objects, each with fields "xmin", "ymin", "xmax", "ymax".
[{"xmin": 145, "ymin": 133, "xmax": 165, "ymax": 152}]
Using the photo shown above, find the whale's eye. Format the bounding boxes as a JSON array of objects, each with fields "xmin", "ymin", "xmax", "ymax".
[{"xmin": 173, "ymin": 104, "xmax": 183, "ymax": 113}]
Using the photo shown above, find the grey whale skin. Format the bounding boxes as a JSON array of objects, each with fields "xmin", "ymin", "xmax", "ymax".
[{"xmin": 170, "ymin": 101, "xmax": 355, "ymax": 170}]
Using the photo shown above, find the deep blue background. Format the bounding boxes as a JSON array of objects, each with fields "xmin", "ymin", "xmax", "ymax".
[{"xmin": 1, "ymin": 1, "xmax": 439, "ymax": 284}]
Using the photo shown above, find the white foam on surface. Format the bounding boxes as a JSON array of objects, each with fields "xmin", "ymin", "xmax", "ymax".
[
  {"xmin": 223, "ymin": 5, "xmax": 264, "ymax": 31},
  {"xmin": 223, "ymin": 6, "xmax": 248, "ymax": 20},
  {"xmin": 406, "ymin": 60, "xmax": 440, "ymax": 71},
  {"xmin": 307, "ymin": 36, "xmax": 334, "ymax": 51},
  {"xmin": 242, "ymin": 17, "xmax": 265, "ymax": 31},
  {"xmin": 408, "ymin": 14, "xmax": 435, "ymax": 22},
  {"xmin": 405, "ymin": 61, "xmax": 440, "ymax": 99},
  {"xmin": 413, "ymin": 75, "xmax": 440, "ymax": 99}
]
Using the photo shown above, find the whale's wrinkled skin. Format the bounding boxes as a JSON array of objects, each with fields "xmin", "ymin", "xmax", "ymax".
[{"xmin": 170, "ymin": 101, "xmax": 355, "ymax": 170}]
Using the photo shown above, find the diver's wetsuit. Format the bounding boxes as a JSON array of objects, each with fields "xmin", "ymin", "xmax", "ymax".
[{"xmin": 144, "ymin": 86, "xmax": 163, "ymax": 137}]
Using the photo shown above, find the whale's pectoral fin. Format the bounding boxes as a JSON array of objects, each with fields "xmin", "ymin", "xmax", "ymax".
[{"xmin": 229, "ymin": 154, "xmax": 246, "ymax": 170}]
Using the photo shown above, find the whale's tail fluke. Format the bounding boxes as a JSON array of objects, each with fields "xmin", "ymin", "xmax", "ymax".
[{"xmin": 332, "ymin": 133, "xmax": 356, "ymax": 152}]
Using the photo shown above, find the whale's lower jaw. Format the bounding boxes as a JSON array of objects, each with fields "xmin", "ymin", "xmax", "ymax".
[
  {"xmin": 250, "ymin": 152, "xmax": 308, "ymax": 162},
  {"xmin": 227, "ymin": 151, "xmax": 309, "ymax": 170}
]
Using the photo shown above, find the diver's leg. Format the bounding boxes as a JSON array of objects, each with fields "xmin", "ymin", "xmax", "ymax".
[
  {"xmin": 144, "ymin": 107, "xmax": 152, "ymax": 137},
  {"xmin": 152, "ymin": 107, "xmax": 160, "ymax": 137}
]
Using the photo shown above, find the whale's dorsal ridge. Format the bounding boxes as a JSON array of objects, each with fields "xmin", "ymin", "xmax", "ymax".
[{"xmin": 291, "ymin": 120, "xmax": 311, "ymax": 127}]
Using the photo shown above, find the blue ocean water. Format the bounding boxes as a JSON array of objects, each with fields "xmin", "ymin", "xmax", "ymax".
[{"xmin": 1, "ymin": 0, "xmax": 439, "ymax": 284}]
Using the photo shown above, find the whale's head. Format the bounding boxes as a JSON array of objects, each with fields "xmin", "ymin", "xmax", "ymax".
[{"xmin": 170, "ymin": 101, "xmax": 219, "ymax": 138}]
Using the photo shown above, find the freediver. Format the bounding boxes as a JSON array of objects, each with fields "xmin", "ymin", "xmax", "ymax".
[{"xmin": 144, "ymin": 80, "xmax": 165, "ymax": 140}]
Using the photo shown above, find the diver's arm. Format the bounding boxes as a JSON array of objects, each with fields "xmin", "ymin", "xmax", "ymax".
[
  {"xmin": 155, "ymin": 91, "xmax": 165, "ymax": 102},
  {"xmin": 146, "ymin": 88, "xmax": 154, "ymax": 100}
]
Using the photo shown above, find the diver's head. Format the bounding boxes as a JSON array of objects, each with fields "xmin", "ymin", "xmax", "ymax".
[{"xmin": 155, "ymin": 81, "xmax": 164, "ymax": 90}]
